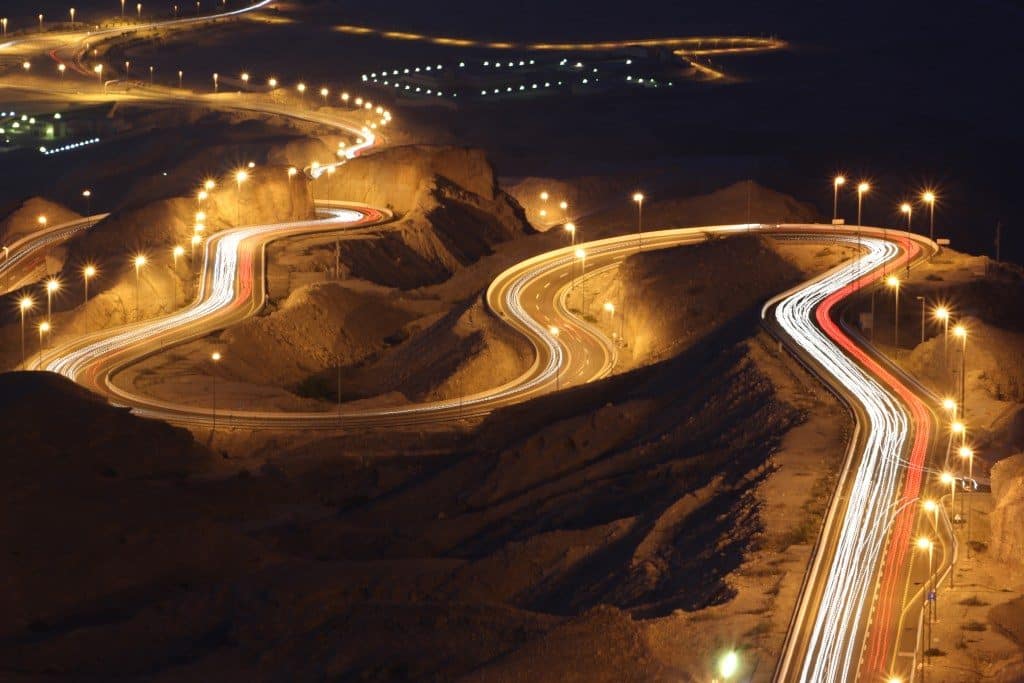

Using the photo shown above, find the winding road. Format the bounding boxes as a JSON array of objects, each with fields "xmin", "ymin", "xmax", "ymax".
[{"xmin": 2, "ymin": 6, "xmax": 955, "ymax": 682}]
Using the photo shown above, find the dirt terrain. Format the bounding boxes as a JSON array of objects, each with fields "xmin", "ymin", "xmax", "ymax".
[{"xmin": 0, "ymin": 228, "xmax": 855, "ymax": 681}]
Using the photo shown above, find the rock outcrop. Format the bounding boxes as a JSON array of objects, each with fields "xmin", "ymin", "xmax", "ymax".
[
  {"xmin": 0, "ymin": 197, "xmax": 81, "ymax": 244},
  {"xmin": 323, "ymin": 145, "xmax": 533, "ymax": 288},
  {"xmin": 990, "ymin": 453, "xmax": 1024, "ymax": 565}
]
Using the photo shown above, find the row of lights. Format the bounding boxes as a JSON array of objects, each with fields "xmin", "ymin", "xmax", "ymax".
[
  {"xmin": 39, "ymin": 137, "xmax": 100, "ymax": 155},
  {"xmin": 832, "ymin": 176, "xmax": 939, "ymax": 239}
]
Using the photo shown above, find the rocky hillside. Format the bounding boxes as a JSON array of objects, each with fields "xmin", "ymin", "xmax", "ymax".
[
  {"xmin": 0, "ymin": 196, "xmax": 81, "ymax": 244},
  {"xmin": 990, "ymin": 453, "xmax": 1024, "ymax": 565},
  {"xmin": 599, "ymin": 235, "xmax": 805, "ymax": 366},
  {"xmin": 322, "ymin": 145, "xmax": 533, "ymax": 288}
]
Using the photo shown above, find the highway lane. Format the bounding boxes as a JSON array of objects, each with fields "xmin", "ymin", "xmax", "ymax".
[
  {"xmin": 4, "ymin": 9, "xmax": 954, "ymax": 678},
  {"xmin": 766, "ymin": 229, "xmax": 949, "ymax": 682},
  {"xmin": 0, "ymin": 214, "xmax": 107, "ymax": 295}
]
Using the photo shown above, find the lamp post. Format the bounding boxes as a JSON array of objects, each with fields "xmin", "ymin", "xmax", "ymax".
[
  {"xmin": 38, "ymin": 321, "xmax": 50, "ymax": 365},
  {"xmin": 934, "ymin": 306, "xmax": 950, "ymax": 366},
  {"xmin": 234, "ymin": 169, "xmax": 248, "ymax": 224},
  {"xmin": 149, "ymin": 65, "xmax": 154, "ymax": 84},
  {"xmin": 58, "ymin": 62, "xmax": 66, "ymax": 82},
  {"xmin": 916, "ymin": 535, "xmax": 935, "ymax": 662},
  {"xmin": 922, "ymin": 498, "xmax": 939, "ymax": 531},
  {"xmin": 886, "ymin": 275, "xmax": 900, "ymax": 347},
  {"xmin": 297, "ymin": 82, "xmax": 306, "ymax": 105},
  {"xmin": 178, "ymin": 69, "xmax": 183, "ymax": 88},
  {"xmin": 953, "ymin": 324, "xmax": 967, "ymax": 418},
  {"xmin": 320, "ymin": 86, "xmax": 329, "ymax": 104},
  {"xmin": 191, "ymin": 234, "xmax": 202, "ymax": 261},
  {"xmin": 38, "ymin": 13, "xmax": 44, "ymax": 32},
  {"xmin": 916, "ymin": 296, "xmax": 925, "ymax": 344},
  {"xmin": 633, "ymin": 192, "xmax": 645, "ymax": 249},
  {"xmin": 45, "ymin": 278, "xmax": 59, "ymax": 322},
  {"xmin": 133, "ymin": 254, "xmax": 147, "ymax": 320},
  {"xmin": 95, "ymin": 63, "xmax": 104, "ymax": 90},
  {"xmin": 2, "ymin": 17, "xmax": 7, "ymax": 36},
  {"xmin": 19, "ymin": 297, "xmax": 33, "ymax": 364},
  {"xmin": 70, "ymin": 7, "xmax": 75, "ymax": 25},
  {"xmin": 856, "ymin": 181, "xmax": 869, "ymax": 258},
  {"xmin": 564, "ymin": 221, "xmax": 576, "ymax": 246},
  {"xmin": 82, "ymin": 189, "xmax": 92, "ymax": 214},
  {"xmin": 211, "ymin": 351, "xmax": 221, "ymax": 431},
  {"xmin": 212, "ymin": 72, "xmax": 218, "ymax": 92},
  {"xmin": 172, "ymin": 245, "xmax": 185, "ymax": 269},
  {"xmin": 922, "ymin": 191, "xmax": 936, "ymax": 241},
  {"xmin": 121, "ymin": 0, "xmax": 126, "ymax": 16},
  {"xmin": 559, "ymin": 200, "xmax": 569, "ymax": 223},
  {"xmin": 136, "ymin": 2, "xmax": 142, "ymax": 19},
  {"xmin": 832, "ymin": 175, "xmax": 845, "ymax": 222},
  {"xmin": 548, "ymin": 326, "xmax": 560, "ymax": 391},
  {"xmin": 959, "ymin": 445, "xmax": 975, "ymax": 556},
  {"xmin": 83, "ymin": 264, "xmax": 96, "ymax": 303},
  {"xmin": 575, "ymin": 247, "xmax": 587, "ymax": 312}
]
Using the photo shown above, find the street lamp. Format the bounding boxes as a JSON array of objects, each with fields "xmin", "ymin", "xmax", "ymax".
[
  {"xmin": 633, "ymin": 192, "xmax": 645, "ymax": 249},
  {"xmin": 45, "ymin": 278, "xmax": 59, "ymax": 322},
  {"xmin": 832, "ymin": 175, "xmax": 845, "ymax": 222},
  {"xmin": 940, "ymin": 470, "xmax": 956, "ymax": 511},
  {"xmin": 268, "ymin": 77, "xmax": 278, "ymax": 88},
  {"xmin": 38, "ymin": 215, "xmax": 48, "ymax": 229},
  {"xmin": 178, "ymin": 69, "xmax": 183, "ymax": 88},
  {"xmin": 172, "ymin": 245, "xmax": 185, "ymax": 268},
  {"xmin": 212, "ymin": 72, "xmax": 218, "ymax": 92},
  {"xmin": 121, "ymin": 0, "xmax": 126, "ymax": 16},
  {"xmin": 18, "ymin": 296, "xmax": 34, "ymax": 364},
  {"xmin": 133, "ymin": 254, "xmax": 147, "ymax": 320},
  {"xmin": 718, "ymin": 650, "xmax": 740, "ymax": 680},
  {"xmin": 287, "ymin": 166, "xmax": 298, "ymax": 179},
  {"xmin": 564, "ymin": 221, "xmax": 576, "ymax": 245},
  {"xmin": 934, "ymin": 305, "xmax": 950, "ymax": 364},
  {"xmin": 953, "ymin": 324, "xmax": 967, "ymax": 417},
  {"xmin": 95, "ymin": 63, "xmax": 104, "ymax": 89},
  {"xmin": 124, "ymin": 60, "xmax": 130, "ymax": 77},
  {"xmin": 922, "ymin": 190, "xmax": 936, "ymax": 240},
  {"xmin": 922, "ymin": 498, "xmax": 939, "ymax": 531},
  {"xmin": 204, "ymin": 178, "xmax": 216, "ymax": 191},
  {"xmin": 240, "ymin": 72, "xmax": 249, "ymax": 88},
  {"xmin": 191, "ymin": 234, "xmax": 202, "ymax": 260},
  {"xmin": 916, "ymin": 296, "xmax": 925, "ymax": 344},
  {"xmin": 58, "ymin": 63, "xmax": 66, "ymax": 81},
  {"xmin": 234, "ymin": 169, "xmax": 248, "ymax": 224},
  {"xmin": 885, "ymin": 275, "xmax": 900, "ymax": 347},
  {"xmin": 82, "ymin": 264, "xmax": 96, "ymax": 303},
  {"xmin": 320, "ymin": 86, "xmax": 329, "ymax": 104},
  {"xmin": 38, "ymin": 321, "xmax": 50, "ymax": 364},
  {"xmin": 916, "ymin": 535, "xmax": 935, "ymax": 640},
  {"xmin": 136, "ymin": 2, "xmax": 142, "ymax": 19},
  {"xmin": 23, "ymin": 60, "xmax": 31, "ymax": 72},
  {"xmin": 297, "ymin": 82, "xmax": 306, "ymax": 104},
  {"xmin": 211, "ymin": 351, "xmax": 221, "ymax": 431},
  {"xmin": 900, "ymin": 202, "xmax": 912, "ymax": 232},
  {"xmin": 575, "ymin": 247, "xmax": 587, "ymax": 311},
  {"xmin": 82, "ymin": 189, "xmax": 92, "ymax": 214},
  {"xmin": 2, "ymin": 18, "xmax": 7, "ymax": 37},
  {"xmin": 38, "ymin": 13, "xmax": 44, "ymax": 31},
  {"xmin": 70, "ymin": 7, "xmax": 75, "ymax": 25},
  {"xmin": 548, "ymin": 326, "xmax": 560, "ymax": 391}
]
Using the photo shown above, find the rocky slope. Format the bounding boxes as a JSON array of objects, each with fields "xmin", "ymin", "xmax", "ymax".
[
  {"xmin": 0, "ymin": 197, "xmax": 82, "ymax": 244},
  {"xmin": 990, "ymin": 453, "xmax": 1024, "ymax": 565},
  {"xmin": 321, "ymin": 145, "xmax": 533, "ymax": 288}
]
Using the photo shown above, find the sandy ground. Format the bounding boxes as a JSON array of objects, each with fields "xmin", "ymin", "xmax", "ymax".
[{"xmin": 922, "ymin": 493, "xmax": 1024, "ymax": 682}]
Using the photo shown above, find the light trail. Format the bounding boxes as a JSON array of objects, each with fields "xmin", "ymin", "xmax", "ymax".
[
  {"xmin": 0, "ymin": 215, "xmax": 106, "ymax": 295},
  {"xmin": 332, "ymin": 24, "xmax": 785, "ymax": 57}
]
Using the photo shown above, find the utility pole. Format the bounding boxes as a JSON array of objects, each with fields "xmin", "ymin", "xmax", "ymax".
[{"xmin": 995, "ymin": 221, "xmax": 1002, "ymax": 263}]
